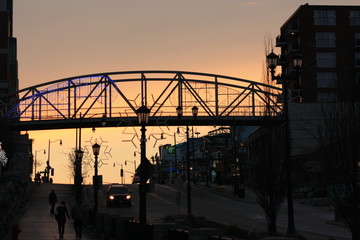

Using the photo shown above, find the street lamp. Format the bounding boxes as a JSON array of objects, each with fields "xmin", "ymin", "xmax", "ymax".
[
  {"xmin": 125, "ymin": 160, "xmax": 137, "ymax": 173},
  {"xmin": 92, "ymin": 142, "xmax": 100, "ymax": 212},
  {"xmin": 47, "ymin": 139, "xmax": 62, "ymax": 183},
  {"xmin": 34, "ymin": 149, "xmax": 46, "ymax": 179},
  {"xmin": 204, "ymin": 149, "xmax": 209, "ymax": 187},
  {"xmin": 192, "ymin": 106, "xmax": 198, "ymax": 118},
  {"xmin": 74, "ymin": 112, "xmax": 84, "ymax": 201},
  {"xmin": 133, "ymin": 151, "xmax": 141, "ymax": 157},
  {"xmin": 176, "ymin": 106, "xmax": 183, "ymax": 118},
  {"xmin": 136, "ymin": 104, "xmax": 150, "ymax": 224},
  {"xmin": 292, "ymin": 55, "xmax": 303, "ymax": 71},
  {"xmin": 101, "ymin": 113, "xmax": 107, "ymax": 126},
  {"xmin": 173, "ymin": 132, "xmax": 178, "ymax": 178},
  {"xmin": 176, "ymin": 105, "xmax": 198, "ymax": 216},
  {"xmin": 75, "ymin": 149, "xmax": 84, "ymax": 201},
  {"xmin": 175, "ymin": 126, "xmax": 188, "ymax": 179},
  {"xmin": 266, "ymin": 51, "xmax": 302, "ymax": 235}
]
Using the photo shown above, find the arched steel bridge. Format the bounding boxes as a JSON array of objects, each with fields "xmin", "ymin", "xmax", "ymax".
[{"xmin": 0, "ymin": 70, "xmax": 284, "ymax": 131}]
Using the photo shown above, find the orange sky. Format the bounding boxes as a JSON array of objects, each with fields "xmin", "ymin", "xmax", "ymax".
[{"xmin": 13, "ymin": 0, "xmax": 360, "ymax": 183}]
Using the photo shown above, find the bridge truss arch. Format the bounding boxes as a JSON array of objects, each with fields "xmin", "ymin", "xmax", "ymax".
[{"xmin": 0, "ymin": 70, "xmax": 284, "ymax": 131}]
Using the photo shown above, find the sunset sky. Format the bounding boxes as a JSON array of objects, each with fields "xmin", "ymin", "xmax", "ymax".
[{"xmin": 13, "ymin": 0, "xmax": 360, "ymax": 184}]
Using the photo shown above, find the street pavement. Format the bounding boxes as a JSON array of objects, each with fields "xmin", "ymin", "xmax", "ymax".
[
  {"xmin": 14, "ymin": 182, "xmax": 95, "ymax": 240},
  {"xmin": 12, "ymin": 181, "xmax": 352, "ymax": 240}
]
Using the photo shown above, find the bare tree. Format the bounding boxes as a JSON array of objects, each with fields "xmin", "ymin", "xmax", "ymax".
[
  {"xmin": 67, "ymin": 150, "xmax": 92, "ymax": 184},
  {"xmin": 247, "ymin": 34, "xmax": 287, "ymax": 235},
  {"xmin": 248, "ymin": 125, "xmax": 287, "ymax": 235},
  {"xmin": 67, "ymin": 151, "xmax": 76, "ymax": 182},
  {"xmin": 262, "ymin": 34, "xmax": 280, "ymax": 98},
  {"xmin": 319, "ymin": 102, "xmax": 360, "ymax": 240}
]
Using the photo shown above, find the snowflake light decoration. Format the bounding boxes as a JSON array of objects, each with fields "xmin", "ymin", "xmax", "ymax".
[
  {"xmin": 83, "ymin": 137, "xmax": 112, "ymax": 169},
  {"xmin": 0, "ymin": 142, "xmax": 8, "ymax": 167}
]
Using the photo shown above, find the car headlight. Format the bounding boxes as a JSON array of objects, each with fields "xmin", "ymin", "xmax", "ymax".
[
  {"xmin": 109, "ymin": 195, "xmax": 115, "ymax": 200},
  {"xmin": 126, "ymin": 195, "xmax": 131, "ymax": 200}
]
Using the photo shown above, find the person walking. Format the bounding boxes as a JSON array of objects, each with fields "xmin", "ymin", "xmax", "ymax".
[
  {"xmin": 55, "ymin": 201, "xmax": 70, "ymax": 239},
  {"xmin": 71, "ymin": 201, "xmax": 86, "ymax": 239},
  {"xmin": 48, "ymin": 189, "xmax": 57, "ymax": 214},
  {"xmin": 35, "ymin": 172, "xmax": 41, "ymax": 185}
]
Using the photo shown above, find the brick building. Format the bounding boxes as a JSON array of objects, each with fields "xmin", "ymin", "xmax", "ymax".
[{"xmin": 275, "ymin": 4, "xmax": 360, "ymax": 103}]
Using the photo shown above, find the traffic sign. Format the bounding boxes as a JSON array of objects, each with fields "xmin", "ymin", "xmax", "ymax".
[
  {"xmin": 167, "ymin": 146, "xmax": 175, "ymax": 154},
  {"xmin": 137, "ymin": 158, "xmax": 155, "ymax": 181}
]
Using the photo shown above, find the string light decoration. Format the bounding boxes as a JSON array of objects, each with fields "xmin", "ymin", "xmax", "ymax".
[{"xmin": 0, "ymin": 142, "xmax": 8, "ymax": 166}]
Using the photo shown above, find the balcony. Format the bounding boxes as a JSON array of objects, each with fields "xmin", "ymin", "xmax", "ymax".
[
  {"xmin": 288, "ymin": 42, "xmax": 300, "ymax": 53},
  {"xmin": 277, "ymin": 55, "xmax": 287, "ymax": 65},
  {"xmin": 356, "ymin": 59, "xmax": 360, "ymax": 68},
  {"xmin": 276, "ymin": 35, "xmax": 286, "ymax": 47},
  {"xmin": 354, "ymin": 39, "xmax": 360, "ymax": 48},
  {"xmin": 286, "ymin": 22, "xmax": 299, "ymax": 35}
]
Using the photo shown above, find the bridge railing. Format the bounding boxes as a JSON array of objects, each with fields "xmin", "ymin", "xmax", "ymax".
[{"xmin": 0, "ymin": 71, "xmax": 284, "ymax": 129}]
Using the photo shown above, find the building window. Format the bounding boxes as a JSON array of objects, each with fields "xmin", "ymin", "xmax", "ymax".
[
  {"xmin": 355, "ymin": 72, "xmax": 360, "ymax": 89},
  {"xmin": 355, "ymin": 33, "xmax": 360, "ymax": 46},
  {"xmin": 350, "ymin": 11, "xmax": 360, "ymax": 26},
  {"xmin": 356, "ymin": 52, "xmax": 360, "ymax": 66},
  {"xmin": 0, "ymin": 54, "xmax": 7, "ymax": 81},
  {"xmin": 316, "ymin": 32, "xmax": 336, "ymax": 48},
  {"xmin": 316, "ymin": 52, "xmax": 336, "ymax": 68},
  {"xmin": 354, "ymin": 72, "xmax": 360, "ymax": 89},
  {"xmin": 318, "ymin": 92, "xmax": 337, "ymax": 102},
  {"xmin": 317, "ymin": 72, "xmax": 337, "ymax": 88},
  {"xmin": 314, "ymin": 10, "xmax": 336, "ymax": 26}
]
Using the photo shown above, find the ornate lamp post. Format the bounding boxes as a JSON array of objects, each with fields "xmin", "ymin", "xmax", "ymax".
[
  {"xmin": 75, "ymin": 149, "xmax": 84, "ymax": 201},
  {"xmin": 47, "ymin": 139, "xmax": 62, "ymax": 182},
  {"xmin": 136, "ymin": 104, "xmax": 150, "ymax": 224},
  {"xmin": 92, "ymin": 142, "xmax": 100, "ymax": 212},
  {"xmin": 266, "ymin": 51, "xmax": 302, "ymax": 235},
  {"xmin": 176, "ymin": 105, "xmax": 198, "ymax": 215},
  {"xmin": 74, "ymin": 112, "xmax": 84, "ymax": 201}
]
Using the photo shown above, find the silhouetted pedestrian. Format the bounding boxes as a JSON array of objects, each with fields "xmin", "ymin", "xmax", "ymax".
[
  {"xmin": 48, "ymin": 189, "xmax": 57, "ymax": 214},
  {"xmin": 55, "ymin": 201, "xmax": 70, "ymax": 239},
  {"xmin": 71, "ymin": 201, "xmax": 86, "ymax": 239},
  {"xmin": 35, "ymin": 172, "xmax": 41, "ymax": 185}
]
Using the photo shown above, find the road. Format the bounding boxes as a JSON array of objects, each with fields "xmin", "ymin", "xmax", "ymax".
[{"xmin": 91, "ymin": 183, "xmax": 351, "ymax": 240}]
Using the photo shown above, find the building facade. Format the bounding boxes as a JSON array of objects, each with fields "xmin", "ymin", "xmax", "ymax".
[
  {"xmin": 0, "ymin": 0, "xmax": 32, "ymax": 181},
  {"xmin": 0, "ymin": 0, "xmax": 18, "ymax": 100},
  {"xmin": 241, "ymin": 4, "xmax": 360, "ymax": 190},
  {"xmin": 275, "ymin": 4, "xmax": 360, "ymax": 103},
  {"xmin": 156, "ymin": 126, "xmax": 252, "ymax": 186},
  {"xmin": 269, "ymin": 5, "xmax": 360, "ymax": 157}
]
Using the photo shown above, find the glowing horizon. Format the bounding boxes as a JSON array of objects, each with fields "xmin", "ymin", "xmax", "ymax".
[{"xmin": 13, "ymin": 0, "xmax": 360, "ymax": 183}]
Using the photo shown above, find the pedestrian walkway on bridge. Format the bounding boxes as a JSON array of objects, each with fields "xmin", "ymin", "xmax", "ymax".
[{"xmin": 15, "ymin": 183, "xmax": 95, "ymax": 240}]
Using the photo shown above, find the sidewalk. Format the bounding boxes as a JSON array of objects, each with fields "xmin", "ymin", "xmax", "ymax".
[
  {"xmin": 15, "ymin": 182, "xmax": 95, "ymax": 240},
  {"xmin": 14, "ymin": 182, "xmax": 350, "ymax": 240},
  {"xmin": 195, "ymin": 183, "xmax": 257, "ymax": 203},
  {"xmin": 192, "ymin": 183, "xmax": 351, "ymax": 240}
]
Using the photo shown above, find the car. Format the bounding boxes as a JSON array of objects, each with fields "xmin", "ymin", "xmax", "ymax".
[
  {"xmin": 106, "ymin": 184, "xmax": 132, "ymax": 207},
  {"xmin": 132, "ymin": 175, "xmax": 140, "ymax": 184}
]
